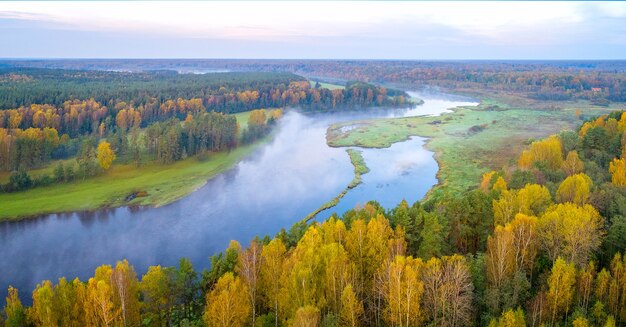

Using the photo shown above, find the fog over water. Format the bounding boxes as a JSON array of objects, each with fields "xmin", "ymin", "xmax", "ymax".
[{"xmin": 0, "ymin": 91, "xmax": 477, "ymax": 302}]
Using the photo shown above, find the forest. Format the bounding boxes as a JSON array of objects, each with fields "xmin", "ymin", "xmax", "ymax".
[
  {"xmin": 5, "ymin": 60, "xmax": 623, "ymax": 104},
  {"xmin": 0, "ymin": 68, "xmax": 407, "ymax": 111},
  {"xmin": 3, "ymin": 111, "xmax": 626, "ymax": 326},
  {"xmin": 0, "ymin": 68, "xmax": 408, "ymax": 193}
]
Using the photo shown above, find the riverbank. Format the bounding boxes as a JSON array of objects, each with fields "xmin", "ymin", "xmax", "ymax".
[
  {"xmin": 0, "ymin": 137, "xmax": 272, "ymax": 221},
  {"xmin": 327, "ymin": 97, "xmax": 624, "ymax": 197},
  {"xmin": 0, "ymin": 110, "xmax": 270, "ymax": 221},
  {"xmin": 302, "ymin": 148, "xmax": 370, "ymax": 222}
]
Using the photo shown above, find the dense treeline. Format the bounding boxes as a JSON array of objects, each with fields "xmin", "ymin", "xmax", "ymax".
[
  {"xmin": 12, "ymin": 59, "xmax": 621, "ymax": 103},
  {"xmin": 0, "ymin": 68, "xmax": 301, "ymax": 110},
  {"xmin": 0, "ymin": 68, "xmax": 407, "ymax": 111},
  {"xmin": 3, "ymin": 112, "xmax": 626, "ymax": 326},
  {"xmin": 225, "ymin": 60, "xmax": 626, "ymax": 103},
  {"xmin": 0, "ymin": 68, "xmax": 407, "ymax": 173},
  {"xmin": 26, "ymin": 59, "xmax": 620, "ymax": 104},
  {"xmin": 0, "ymin": 108, "xmax": 280, "ymax": 192}
]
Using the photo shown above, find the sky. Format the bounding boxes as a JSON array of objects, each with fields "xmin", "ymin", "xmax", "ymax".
[{"xmin": 0, "ymin": 1, "xmax": 625, "ymax": 60}]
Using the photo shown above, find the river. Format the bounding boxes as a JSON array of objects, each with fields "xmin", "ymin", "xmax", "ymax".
[{"xmin": 0, "ymin": 91, "xmax": 477, "ymax": 301}]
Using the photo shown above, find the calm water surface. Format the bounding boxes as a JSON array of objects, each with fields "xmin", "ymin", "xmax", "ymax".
[{"xmin": 0, "ymin": 91, "xmax": 477, "ymax": 301}]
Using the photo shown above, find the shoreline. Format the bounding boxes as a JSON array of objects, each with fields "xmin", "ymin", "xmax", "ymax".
[
  {"xmin": 0, "ymin": 134, "xmax": 275, "ymax": 222},
  {"xmin": 301, "ymin": 148, "xmax": 370, "ymax": 223}
]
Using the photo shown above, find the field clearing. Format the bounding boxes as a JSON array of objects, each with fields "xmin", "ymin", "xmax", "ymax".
[
  {"xmin": 327, "ymin": 99, "xmax": 624, "ymax": 196},
  {"xmin": 309, "ymin": 81, "xmax": 345, "ymax": 90}
]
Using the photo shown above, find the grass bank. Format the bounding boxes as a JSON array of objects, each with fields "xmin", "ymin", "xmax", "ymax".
[
  {"xmin": 0, "ymin": 112, "xmax": 271, "ymax": 221},
  {"xmin": 0, "ymin": 140, "xmax": 269, "ymax": 220},
  {"xmin": 327, "ymin": 98, "xmax": 624, "ymax": 197},
  {"xmin": 302, "ymin": 149, "xmax": 369, "ymax": 222}
]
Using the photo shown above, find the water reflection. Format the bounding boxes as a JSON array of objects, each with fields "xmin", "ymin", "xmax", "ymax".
[{"xmin": 0, "ymin": 91, "xmax": 477, "ymax": 302}]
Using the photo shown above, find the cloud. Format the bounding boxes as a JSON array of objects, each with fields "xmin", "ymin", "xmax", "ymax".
[{"xmin": 0, "ymin": 1, "xmax": 624, "ymax": 59}]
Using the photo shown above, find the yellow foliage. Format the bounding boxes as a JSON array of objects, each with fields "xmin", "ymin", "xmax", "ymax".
[
  {"xmin": 248, "ymin": 109, "xmax": 267, "ymax": 126},
  {"xmin": 340, "ymin": 284, "xmax": 363, "ymax": 327},
  {"xmin": 538, "ymin": 203, "xmax": 603, "ymax": 266},
  {"xmin": 493, "ymin": 176, "xmax": 507, "ymax": 192},
  {"xmin": 97, "ymin": 141, "xmax": 116, "ymax": 170},
  {"xmin": 573, "ymin": 317, "xmax": 589, "ymax": 327},
  {"xmin": 609, "ymin": 158, "xmax": 626, "ymax": 187},
  {"xmin": 383, "ymin": 255, "xmax": 424, "ymax": 327},
  {"xmin": 486, "ymin": 225, "xmax": 515, "ymax": 288},
  {"xmin": 493, "ymin": 184, "xmax": 551, "ymax": 226},
  {"xmin": 269, "ymin": 108, "xmax": 283, "ymax": 121},
  {"xmin": 480, "ymin": 171, "xmax": 496, "ymax": 192},
  {"xmin": 546, "ymin": 258, "xmax": 576, "ymax": 325},
  {"xmin": 579, "ymin": 122, "xmax": 593, "ymax": 138},
  {"xmin": 488, "ymin": 308, "xmax": 526, "ymax": 327},
  {"xmin": 555, "ymin": 173, "xmax": 592, "ymax": 205},
  {"xmin": 292, "ymin": 305, "xmax": 320, "ymax": 327},
  {"xmin": 562, "ymin": 151, "xmax": 584, "ymax": 176},
  {"xmin": 518, "ymin": 136, "xmax": 563, "ymax": 170},
  {"xmin": 204, "ymin": 272, "xmax": 250, "ymax": 327}
]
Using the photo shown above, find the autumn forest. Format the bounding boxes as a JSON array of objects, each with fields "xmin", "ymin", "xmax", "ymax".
[{"xmin": 1, "ymin": 56, "xmax": 626, "ymax": 327}]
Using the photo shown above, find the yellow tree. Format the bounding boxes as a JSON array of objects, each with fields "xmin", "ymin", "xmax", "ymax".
[
  {"xmin": 562, "ymin": 151, "xmax": 584, "ymax": 176},
  {"xmin": 577, "ymin": 262, "xmax": 595, "ymax": 312},
  {"xmin": 493, "ymin": 184, "xmax": 551, "ymax": 226},
  {"xmin": 86, "ymin": 278, "xmax": 118, "ymax": 327},
  {"xmin": 488, "ymin": 308, "xmax": 526, "ymax": 327},
  {"xmin": 538, "ymin": 203, "xmax": 603, "ymax": 267},
  {"xmin": 204, "ymin": 272, "xmax": 250, "ymax": 327},
  {"xmin": 291, "ymin": 305, "xmax": 320, "ymax": 327},
  {"xmin": 321, "ymin": 242, "xmax": 352, "ymax": 315},
  {"xmin": 340, "ymin": 284, "xmax": 363, "ymax": 327},
  {"xmin": 486, "ymin": 225, "xmax": 515, "ymax": 289},
  {"xmin": 345, "ymin": 215, "xmax": 393, "ymax": 307},
  {"xmin": 609, "ymin": 158, "xmax": 626, "ymax": 187},
  {"xmin": 110, "ymin": 260, "xmax": 140, "ymax": 327},
  {"xmin": 493, "ymin": 190, "xmax": 519, "ymax": 226},
  {"xmin": 248, "ymin": 109, "xmax": 267, "ymax": 126},
  {"xmin": 236, "ymin": 239, "xmax": 262, "ymax": 326},
  {"xmin": 281, "ymin": 227, "xmax": 325, "ymax": 319},
  {"xmin": 516, "ymin": 184, "xmax": 552, "ymax": 217},
  {"xmin": 509, "ymin": 214, "xmax": 539, "ymax": 276},
  {"xmin": 97, "ymin": 141, "xmax": 116, "ymax": 170},
  {"xmin": 269, "ymin": 109, "xmax": 283, "ymax": 121},
  {"xmin": 546, "ymin": 258, "xmax": 576, "ymax": 326},
  {"xmin": 382, "ymin": 255, "xmax": 424, "ymax": 327},
  {"xmin": 421, "ymin": 255, "xmax": 473, "ymax": 327},
  {"xmin": 555, "ymin": 173, "xmax": 592, "ymax": 205},
  {"xmin": 260, "ymin": 238, "xmax": 286, "ymax": 327},
  {"xmin": 4, "ymin": 286, "xmax": 27, "ymax": 327},
  {"xmin": 493, "ymin": 177, "xmax": 508, "ymax": 193},
  {"xmin": 480, "ymin": 171, "xmax": 496, "ymax": 192},
  {"xmin": 607, "ymin": 253, "xmax": 626, "ymax": 321},
  {"xmin": 140, "ymin": 265, "xmax": 172, "ymax": 325},
  {"xmin": 573, "ymin": 317, "xmax": 590, "ymax": 327},
  {"xmin": 30, "ymin": 280, "xmax": 56, "ymax": 327},
  {"xmin": 54, "ymin": 277, "xmax": 85, "ymax": 327},
  {"xmin": 518, "ymin": 135, "xmax": 563, "ymax": 170}
]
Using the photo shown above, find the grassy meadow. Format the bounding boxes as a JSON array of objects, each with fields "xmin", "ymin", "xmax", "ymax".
[{"xmin": 327, "ymin": 98, "xmax": 624, "ymax": 197}]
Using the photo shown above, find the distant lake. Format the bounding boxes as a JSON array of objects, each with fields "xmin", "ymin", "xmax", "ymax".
[{"xmin": 0, "ymin": 91, "xmax": 477, "ymax": 303}]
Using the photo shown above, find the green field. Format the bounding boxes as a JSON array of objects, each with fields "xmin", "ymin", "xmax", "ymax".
[
  {"xmin": 327, "ymin": 98, "xmax": 624, "ymax": 197},
  {"xmin": 309, "ymin": 81, "xmax": 345, "ymax": 90},
  {"xmin": 0, "ymin": 141, "xmax": 268, "ymax": 220},
  {"xmin": 0, "ymin": 112, "xmax": 269, "ymax": 220}
]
